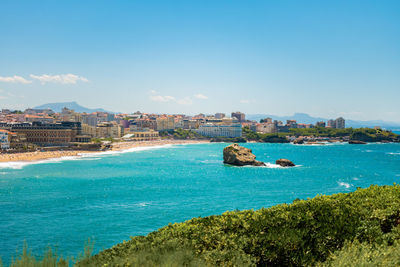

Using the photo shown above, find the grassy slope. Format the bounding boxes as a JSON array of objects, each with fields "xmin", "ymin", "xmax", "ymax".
[{"xmin": 77, "ymin": 184, "xmax": 400, "ymax": 266}]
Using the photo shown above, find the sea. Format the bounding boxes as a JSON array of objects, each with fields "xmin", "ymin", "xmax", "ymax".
[{"xmin": 1, "ymin": 141, "xmax": 400, "ymax": 264}]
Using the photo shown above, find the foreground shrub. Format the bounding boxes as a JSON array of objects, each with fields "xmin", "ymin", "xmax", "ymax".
[
  {"xmin": 320, "ymin": 240, "xmax": 400, "ymax": 267},
  {"xmin": 79, "ymin": 184, "xmax": 400, "ymax": 266}
]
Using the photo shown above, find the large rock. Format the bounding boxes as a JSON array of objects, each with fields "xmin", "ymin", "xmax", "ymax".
[
  {"xmin": 349, "ymin": 140, "xmax": 367, "ymax": 144},
  {"xmin": 223, "ymin": 143, "xmax": 265, "ymax": 166},
  {"xmin": 276, "ymin": 159, "xmax": 295, "ymax": 167}
]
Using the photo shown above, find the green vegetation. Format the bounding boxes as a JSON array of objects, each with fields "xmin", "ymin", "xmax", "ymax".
[
  {"xmin": 320, "ymin": 240, "xmax": 400, "ymax": 267},
  {"xmin": 243, "ymin": 126, "xmax": 399, "ymax": 142},
  {"xmin": 289, "ymin": 127, "xmax": 353, "ymax": 137},
  {"xmin": 210, "ymin": 137, "xmax": 247, "ymax": 143},
  {"xmin": 289, "ymin": 127, "xmax": 399, "ymax": 142},
  {"xmin": 73, "ymin": 184, "xmax": 400, "ymax": 266},
  {"xmin": 159, "ymin": 129, "xmax": 207, "ymax": 140},
  {"xmin": 3, "ymin": 240, "xmax": 93, "ymax": 267},
  {"xmin": 349, "ymin": 128, "xmax": 399, "ymax": 142},
  {"xmin": 243, "ymin": 127, "xmax": 289, "ymax": 143}
]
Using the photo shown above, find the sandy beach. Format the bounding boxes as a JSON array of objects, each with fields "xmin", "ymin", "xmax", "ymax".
[{"xmin": 0, "ymin": 139, "xmax": 209, "ymax": 163}]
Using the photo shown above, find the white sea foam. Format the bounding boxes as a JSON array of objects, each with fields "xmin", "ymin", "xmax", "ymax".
[
  {"xmin": 387, "ymin": 152, "xmax": 400, "ymax": 155},
  {"xmin": 338, "ymin": 182, "xmax": 351, "ymax": 189},
  {"xmin": 136, "ymin": 202, "xmax": 151, "ymax": 207},
  {"xmin": 263, "ymin": 163, "xmax": 284, "ymax": 168},
  {"xmin": 0, "ymin": 144, "xmax": 174, "ymax": 170},
  {"xmin": 243, "ymin": 163, "xmax": 302, "ymax": 169},
  {"xmin": 200, "ymin": 159, "xmax": 221, "ymax": 164},
  {"xmin": 0, "ymin": 156, "xmax": 80, "ymax": 170}
]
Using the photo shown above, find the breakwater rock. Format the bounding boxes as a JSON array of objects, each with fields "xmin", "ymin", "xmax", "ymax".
[
  {"xmin": 223, "ymin": 143, "xmax": 265, "ymax": 166},
  {"xmin": 276, "ymin": 158, "xmax": 296, "ymax": 167},
  {"xmin": 349, "ymin": 140, "xmax": 367, "ymax": 144}
]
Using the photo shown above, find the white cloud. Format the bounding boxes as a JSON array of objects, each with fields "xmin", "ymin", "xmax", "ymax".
[
  {"xmin": 149, "ymin": 91, "xmax": 193, "ymax": 105},
  {"xmin": 150, "ymin": 95, "xmax": 176, "ymax": 102},
  {"xmin": 240, "ymin": 99, "xmax": 251, "ymax": 104},
  {"xmin": 176, "ymin": 97, "xmax": 193, "ymax": 105},
  {"xmin": 0, "ymin": 75, "xmax": 32, "ymax": 84},
  {"xmin": 194, "ymin": 93, "xmax": 208, "ymax": 100},
  {"xmin": 29, "ymin": 74, "xmax": 89, "ymax": 84}
]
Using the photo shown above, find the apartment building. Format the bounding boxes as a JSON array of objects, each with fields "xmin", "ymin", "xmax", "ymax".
[{"xmin": 0, "ymin": 129, "xmax": 11, "ymax": 149}]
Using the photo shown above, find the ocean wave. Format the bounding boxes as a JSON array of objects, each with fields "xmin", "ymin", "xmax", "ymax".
[
  {"xmin": 200, "ymin": 159, "xmax": 221, "ymax": 164},
  {"xmin": 0, "ymin": 156, "xmax": 81, "ymax": 170},
  {"xmin": 387, "ymin": 152, "xmax": 400, "ymax": 155},
  {"xmin": 241, "ymin": 163, "xmax": 302, "ymax": 169},
  {"xmin": 0, "ymin": 144, "xmax": 174, "ymax": 170},
  {"xmin": 338, "ymin": 182, "xmax": 352, "ymax": 189}
]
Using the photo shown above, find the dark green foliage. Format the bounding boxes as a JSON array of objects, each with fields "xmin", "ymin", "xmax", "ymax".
[
  {"xmin": 5, "ymin": 240, "xmax": 93, "ymax": 267},
  {"xmin": 80, "ymin": 184, "xmax": 400, "ymax": 266},
  {"xmin": 242, "ymin": 127, "xmax": 289, "ymax": 143},
  {"xmin": 8, "ymin": 242, "xmax": 68, "ymax": 267},
  {"xmin": 210, "ymin": 137, "xmax": 247, "ymax": 143},
  {"xmin": 320, "ymin": 240, "xmax": 400, "ymax": 267},
  {"xmin": 173, "ymin": 129, "xmax": 206, "ymax": 140},
  {"xmin": 289, "ymin": 126, "xmax": 354, "ymax": 137},
  {"xmin": 349, "ymin": 128, "xmax": 398, "ymax": 142},
  {"xmin": 260, "ymin": 133, "xmax": 289, "ymax": 143},
  {"xmin": 159, "ymin": 129, "xmax": 207, "ymax": 140},
  {"xmin": 243, "ymin": 126, "xmax": 399, "ymax": 142}
]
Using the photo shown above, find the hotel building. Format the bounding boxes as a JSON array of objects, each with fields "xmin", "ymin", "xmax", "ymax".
[{"xmin": 196, "ymin": 123, "xmax": 242, "ymax": 138}]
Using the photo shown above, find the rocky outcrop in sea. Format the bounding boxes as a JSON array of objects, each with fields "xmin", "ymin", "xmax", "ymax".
[
  {"xmin": 276, "ymin": 159, "xmax": 296, "ymax": 167},
  {"xmin": 223, "ymin": 143, "xmax": 265, "ymax": 166}
]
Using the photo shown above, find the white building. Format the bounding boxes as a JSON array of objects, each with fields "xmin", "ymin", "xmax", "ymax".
[
  {"xmin": 195, "ymin": 123, "xmax": 242, "ymax": 138},
  {"xmin": 0, "ymin": 129, "xmax": 10, "ymax": 150}
]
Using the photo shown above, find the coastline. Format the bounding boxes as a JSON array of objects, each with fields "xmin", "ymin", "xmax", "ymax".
[{"xmin": 0, "ymin": 139, "xmax": 209, "ymax": 163}]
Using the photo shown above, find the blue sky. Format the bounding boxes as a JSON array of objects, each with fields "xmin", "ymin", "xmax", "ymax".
[{"xmin": 0, "ymin": 0, "xmax": 399, "ymax": 121}]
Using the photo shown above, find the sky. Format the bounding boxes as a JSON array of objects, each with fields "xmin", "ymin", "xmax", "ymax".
[{"xmin": 0, "ymin": 0, "xmax": 399, "ymax": 121}]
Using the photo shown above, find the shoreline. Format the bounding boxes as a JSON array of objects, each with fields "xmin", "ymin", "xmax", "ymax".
[{"xmin": 0, "ymin": 139, "xmax": 209, "ymax": 163}]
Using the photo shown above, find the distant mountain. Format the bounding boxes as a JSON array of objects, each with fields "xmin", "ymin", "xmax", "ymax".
[
  {"xmin": 33, "ymin": 101, "xmax": 114, "ymax": 113},
  {"xmin": 247, "ymin": 113, "xmax": 400, "ymax": 129}
]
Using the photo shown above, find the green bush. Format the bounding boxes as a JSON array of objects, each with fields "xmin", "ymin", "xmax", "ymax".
[
  {"xmin": 320, "ymin": 240, "xmax": 400, "ymax": 267},
  {"xmin": 79, "ymin": 184, "xmax": 400, "ymax": 266}
]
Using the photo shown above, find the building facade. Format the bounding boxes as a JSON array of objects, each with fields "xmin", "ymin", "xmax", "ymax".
[
  {"xmin": 0, "ymin": 122, "xmax": 83, "ymax": 146},
  {"xmin": 256, "ymin": 123, "xmax": 277, "ymax": 133},
  {"xmin": 195, "ymin": 123, "xmax": 242, "ymax": 138},
  {"xmin": 122, "ymin": 130, "xmax": 160, "ymax": 141},
  {"xmin": 231, "ymin": 112, "xmax": 245, "ymax": 122},
  {"xmin": 0, "ymin": 130, "xmax": 10, "ymax": 149},
  {"xmin": 335, "ymin": 117, "xmax": 345, "ymax": 129}
]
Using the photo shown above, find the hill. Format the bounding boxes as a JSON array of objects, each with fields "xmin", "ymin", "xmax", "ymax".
[{"xmin": 33, "ymin": 101, "xmax": 113, "ymax": 113}]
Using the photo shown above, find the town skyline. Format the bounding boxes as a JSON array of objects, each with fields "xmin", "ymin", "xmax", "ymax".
[{"xmin": 1, "ymin": 100, "xmax": 400, "ymax": 128}]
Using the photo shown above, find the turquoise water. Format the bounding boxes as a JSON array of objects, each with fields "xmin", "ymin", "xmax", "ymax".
[{"xmin": 1, "ymin": 142, "xmax": 400, "ymax": 263}]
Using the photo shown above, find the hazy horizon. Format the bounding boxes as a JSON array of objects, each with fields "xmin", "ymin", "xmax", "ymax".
[{"xmin": 1, "ymin": 1, "xmax": 399, "ymax": 122}]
